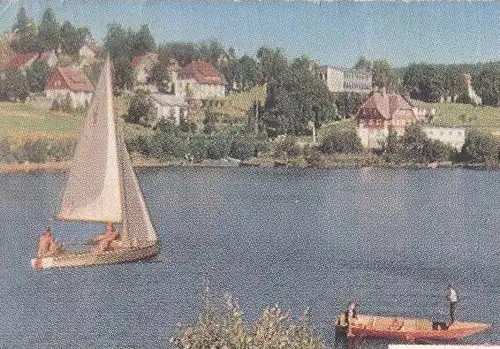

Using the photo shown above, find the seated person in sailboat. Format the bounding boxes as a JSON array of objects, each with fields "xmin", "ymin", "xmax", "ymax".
[
  {"xmin": 93, "ymin": 222, "xmax": 121, "ymax": 252},
  {"xmin": 37, "ymin": 226, "xmax": 64, "ymax": 257}
]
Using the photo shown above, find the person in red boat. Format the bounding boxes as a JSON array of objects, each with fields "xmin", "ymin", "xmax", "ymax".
[
  {"xmin": 336, "ymin": 301, "xmax": 358, "ymax": 337},
  {"xmin": 446, "ymin": 284, "xmax": 458, "ymax": 325}
]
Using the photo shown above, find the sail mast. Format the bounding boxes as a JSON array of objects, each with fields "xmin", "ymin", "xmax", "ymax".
[{"xmin": 57, "ymin": 57, "xmax": 122, "ymax": 223}]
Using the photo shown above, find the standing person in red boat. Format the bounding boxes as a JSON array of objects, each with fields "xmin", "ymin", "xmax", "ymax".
[
  {"xmin": 446, "ymin": 284, "xmax": 458, "ymax": 325},
  {"xmin": 336, "ymin": 301, "xmax": 358, "ymax": 337}
]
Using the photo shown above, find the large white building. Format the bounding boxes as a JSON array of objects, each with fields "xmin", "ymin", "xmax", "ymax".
[{"xmin": 318, "ymin": 66, "xmax": 372, "ymax": 94}]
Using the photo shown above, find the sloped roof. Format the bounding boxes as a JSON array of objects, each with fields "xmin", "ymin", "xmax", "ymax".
[
  {"xmin": 130, "ymin": 52, "xmax": 158, "ymax": 68},
  {"xmin": 357, "ymin": 91, "xmax": 417, "ymax": 120},
  {"xmin": 56, "ymin": 67, "xmax": 93, "ymax": 92},
  {"xmin": 2, "ymin": 52, "xmax": 38, "ymax": 71},
  {"xmin": 180, "ymin": 61, "xmax": 225, "ymax": 85}
]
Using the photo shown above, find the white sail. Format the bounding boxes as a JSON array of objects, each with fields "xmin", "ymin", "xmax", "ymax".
[
  {"xmin": 57, "ymin": 57, "xmax": 122, "ymax": 223},
  {"xmin": 118, "ymin": 131, "xmax": 158, "ymax": 247}
]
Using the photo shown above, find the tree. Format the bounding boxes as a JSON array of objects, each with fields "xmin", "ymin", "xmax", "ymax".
[
  {"xmin": 334, "ymin": 92, "xmax": 364, "ymax": 118},
  {"xmin": 372, "ymin": 60, "xmax": 396, "ymax": 91},
  {"xmin": 126, "ymin": 91, "xmax": 156, "ymax": 126},
  {"xmin": 3, "ymin": 70, "xmax": 29, "ymax": 101},
  {"xmin": 104, "ymin": 23, "xmax": 131, "ymax": 60},
  {"xmin": 261, "ymin": 55, "xmax": 336, "ymax": 136},
  {"xmin": 257, "ymin": 46, "xmax": 289, "ymax": 84},
  {"xmin": 131, "ymin": 24, "xmax": 156, "ymax": 55},
  {"xmin": 473, "ymin": 65, "xmax": 500, "ymax": 106},
  {"xmin": 221, "ymin": 54, "xmax": 258, "ymax": 91},
  {"xmin": 105, "ymin": 23, "xmax": 134, "ymax": 90},
  {"xmin": 27, "ymin": 60, "xmax": 53, "ymax": 93},
  {"xmin": 157, "ymin": 42, "xmax": 201, "ymax": 66},
  {"xmin": 199, "ymin": 39, "xmax": 228, "ymax": 68},
  {"xmin": 319, "ymin": 122, "xmax": 362, "ymax": 153},
  {"xmin": 38, "ymin": 8, "xmax": 60, "ymax": 51},
  {"xmin": 60, "ymin": 21, "xmax": 88, "ymax": 56},
  {"xmin": 461, "ymin": 129, "xmax": 499, "ymax": 164},
  {"xmin": 403, "ymin": 63, "xmax": 445, "ymax": 102},
  {"xmin": 12, "ymin": 7, "xmax": 30, "ymax": 32},
  {"xmin": 150, "ymin": 59, "xmax": 171, "ymax": 92},
  {"xmin": 354, "ymin": 56, "xmax": 371, "ymax": 70}
]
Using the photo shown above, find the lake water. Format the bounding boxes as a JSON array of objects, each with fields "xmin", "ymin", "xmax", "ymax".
[{"xmin": 0, "ymin": 167, "xmax": 498, "ymax": 348}]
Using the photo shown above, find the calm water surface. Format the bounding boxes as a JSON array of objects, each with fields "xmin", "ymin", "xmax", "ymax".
[{"xmin": 0, "ymin": 167, "xmax": 498, "ymax": 348}]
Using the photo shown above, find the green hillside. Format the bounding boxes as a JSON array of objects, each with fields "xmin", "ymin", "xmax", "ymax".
[
  {"xmin": 0, "ymin": 102, "xmax": 82, "ymax": 146},
  {"xmin": 425, "ymin": 102, "xmax": 500, "ymax": 135},
  {"xmin": 211, "ymin": 85, "xmax": 267, "ymax": 119}
]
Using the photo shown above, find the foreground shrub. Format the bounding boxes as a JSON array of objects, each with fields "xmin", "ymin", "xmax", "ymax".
[
  {"xmin": 170, "ymin": 285, "xmax": 329, "ymax": 349},
  {"xmin": 319, "ymin": 123, "xmax": 362, "ymax": 153},
  {"xmin": 383, "ymin": 125, "xmax": 454, "ymax": 164}
]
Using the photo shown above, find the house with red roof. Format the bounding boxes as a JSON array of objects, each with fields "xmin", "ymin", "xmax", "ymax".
[
  {"xmin": 45, "ymin": 67, "xmax": 94, "ymax": 108},
  {"xmin": 2, "ymin": 52, "xmax": 39, "ymax": 73},
  {"xmin": 2, "ymin": 51, "xmax": 58, "ymax": 73},
  {"xmin": 174, "ymin": 61, "xmax": 225, "ymax": 102},
  {"xmin": 356, "ymin": 90, "xmax": 424, "ymax": 148},
  {"xmin": 130, "ymin": 52, "xmax": 159, "ymax": 85}
]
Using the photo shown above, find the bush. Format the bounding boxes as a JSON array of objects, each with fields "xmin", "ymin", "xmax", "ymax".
[
  {"xmin": 154, "ymin": 132, "xmax": 188, "ymax": 160},
  {"xmin": 206, "ymin": 133, "xmax": 232, "ymax": 160},
  {"xmin": 126, "ymin": 91, "xmax": 155, "ymax": 126},
  {"xmin": 461, "ymin": 129, "xmax": 500, "ymax": 164},
  {"xmin": 272, "ymin": 135, "xmax": 302, "ymax": 158},
  {"xmin": 319, "ymin": 123, "xmax": 362, "ymax": 153},
  {"xmin": 0, "ymin": 138, "xmax": 15, "ymax": 163},
  {"xmin": 188, "ymin": 134, "xmax": 209, "ymax": 161},
  {"xmin": 230, "ymin": 134, "xmax": 258, "ymax": 160},
  {"xmin": 47, "ymin": 138, "xmax": 76, "ymax": 161},
  {"xmin": 171, "ymin": 285, "xmax": 328, "ymax": 349},
  {"xmin": 50, "ymin": 99, "xmax": 60, "ymax": 111},
  {"xmin": 383, "ymin": 125, "xmax": 453, "ymax": 164},
  {"xmin": 21, "ymin": 139, "xmax": 50, "ymax": 163}
]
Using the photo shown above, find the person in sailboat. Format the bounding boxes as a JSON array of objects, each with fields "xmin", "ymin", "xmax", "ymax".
[
  {"xmin": 93, "ymin": 221, "xmax": 121, "ymax": 252},
  {"xmin": 37, "ymin": 226, "xmax": 64, "ymax": 257}
]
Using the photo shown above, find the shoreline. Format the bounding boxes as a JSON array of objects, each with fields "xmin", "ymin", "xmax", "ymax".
[{"xmin": 0, "ymin": 158, "xmax": 495, "ymax": 174}]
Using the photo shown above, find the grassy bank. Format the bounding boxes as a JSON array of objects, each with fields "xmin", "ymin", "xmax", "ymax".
[{"xmin": 0, "ymin": 101, "xmax": 82, "ymax": 146}]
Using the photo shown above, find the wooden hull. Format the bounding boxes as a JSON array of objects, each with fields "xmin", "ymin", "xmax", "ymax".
[
  {"xmin": 335, "ymin": 314, "xmax": 490, "ymax": 342},
  {"xmin": 31, "ymin": 242, "xmax": 159, "ymax": 270}
]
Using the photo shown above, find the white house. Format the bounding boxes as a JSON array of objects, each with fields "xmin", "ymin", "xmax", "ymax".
[
  {"xmin": 174, "ymin": 61, "xmax": 225, "ymax": 102},
  {"xmin": 45, "ymin": 67, "xmax": 94, "ymax": 108},
  {"xmin": 151, "ymin": 93, "xmax": 188, "ymax": 126}
]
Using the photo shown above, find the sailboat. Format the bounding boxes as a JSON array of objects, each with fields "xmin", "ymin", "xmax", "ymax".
[{"xmin": 31, "ymin": 57, "xmax": 159, "ymax": 270}]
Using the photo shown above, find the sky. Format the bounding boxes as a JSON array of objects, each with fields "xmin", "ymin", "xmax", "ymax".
[{"xmin": 1, "ymin": 0, "xmax": 500, "ymax": 68}]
